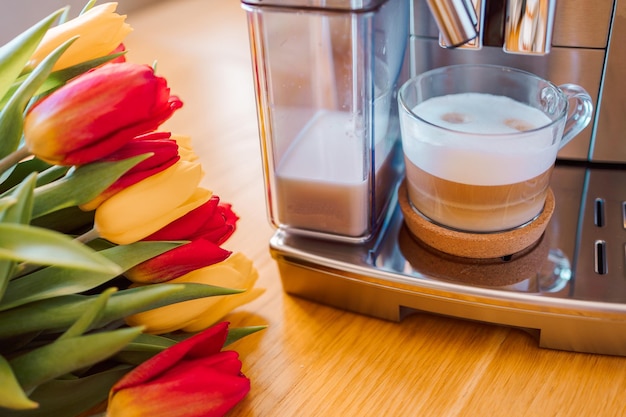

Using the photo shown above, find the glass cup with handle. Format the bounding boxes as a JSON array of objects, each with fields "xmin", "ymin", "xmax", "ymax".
[{"xmin": 398, "ymin": 64, "xmax": 593, "ymax": 233}]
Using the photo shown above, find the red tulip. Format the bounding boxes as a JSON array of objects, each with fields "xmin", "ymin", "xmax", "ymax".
[
  {"xmin": 106, "ymin": 322, "xmax": 250, "ymax": 417},
  {"xmin": 23, "ymin": 62, "xmax": 183, "ymax": 165},
  {"xmin": 145, "ymin": 195, "xmax": 238, "ymax": 244},
  {"xmin": 80, "ymin": 132, "xmax": 180, "ymax": 211},
  {"xmin": 109, "ymin": 43, "xmax": 127, "ymax": 64},
  {"xmin": 125, "ymin": 238, "xmax": 231, "ymax": 284}
]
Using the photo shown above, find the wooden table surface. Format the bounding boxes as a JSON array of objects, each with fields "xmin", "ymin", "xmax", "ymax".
[{"xmin": 123, "ymin": 0, "xmax": 626, "ymax": 415}]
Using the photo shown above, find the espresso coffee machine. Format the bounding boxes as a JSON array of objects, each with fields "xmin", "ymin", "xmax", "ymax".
[{"xmin": 241, "ymin": 0, "xmax": 626, "ymax": 355}]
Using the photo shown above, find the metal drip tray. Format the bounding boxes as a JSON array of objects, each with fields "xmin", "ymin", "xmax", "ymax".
[{"xmin": 269, "ymin": 164, "xmax": 626, "ymax": 356}]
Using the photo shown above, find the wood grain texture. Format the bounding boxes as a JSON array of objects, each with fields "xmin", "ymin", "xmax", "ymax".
[{"xmin": 123, "ymin": 1, "xmax": 626, "ymax": 416}]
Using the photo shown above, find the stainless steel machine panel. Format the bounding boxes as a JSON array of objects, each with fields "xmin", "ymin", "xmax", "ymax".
[{"xmin": 270, "ymin": 165, "xmax": 626, "ymax": 356}]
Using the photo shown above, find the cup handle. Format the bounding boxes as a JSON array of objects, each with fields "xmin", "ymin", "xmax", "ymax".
[{"xmin": 558, "ymin": 83, "xmax": 594, "ymax": 150}]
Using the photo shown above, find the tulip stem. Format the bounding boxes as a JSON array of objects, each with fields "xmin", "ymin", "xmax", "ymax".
[
  {"xmin": 75, "ymin": 227, "xmax": 100, "ymax": 244},
  {"xmin": 0, "ymin": 146, "xmax": 32, "ymax": 175}
]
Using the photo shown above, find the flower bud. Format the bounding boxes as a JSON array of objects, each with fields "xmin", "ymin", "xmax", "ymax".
[
  {"xmin": 144, "ymin": 195, "xmax": 238, "ymax": 244},
  {"xmin": 23, "ymin": 62, "xmax": 183, "ymax": 165},
  {"xmin": 28, "ymin": 2, "xmax": 132, "ymax": 71},
  {"xmin": 80, "ymin": 132, "xmax": 180, "ymax": 211},
  {"xmin": 107, "ymin": 322, "xmax": 250, "ymax": 417},
  {"xmin": 125, "ymin": 253, "xmax": 263, "ymax": 334},
  {"xmin": 94, "ymin": 160, "xmax": 210, "ymax": 245},
  {"xmin": 125, "ymin": 238, "xmax": 231, "ymax": 284}
]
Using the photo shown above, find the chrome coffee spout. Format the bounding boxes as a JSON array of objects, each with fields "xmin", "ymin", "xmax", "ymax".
[
  {"xmin": 504, "ymin": 0, "xmax": 556, "ymax": 55},
  {"xmin": 425, "ymin": 0, "xmax": 555, "ymax": 54},
  {"xmin": 425, "ymin": 0, "xmax": 480, "ymax": 48}
]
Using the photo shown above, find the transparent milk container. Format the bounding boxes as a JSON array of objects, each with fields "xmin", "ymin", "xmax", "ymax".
[{"xmin": 242, "ymin": 0, "xmax": 409, "ymax": 242}]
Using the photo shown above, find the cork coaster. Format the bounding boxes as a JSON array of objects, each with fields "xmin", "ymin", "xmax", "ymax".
[
  {"xmin": 398, "ymin": 224, "xmax": 550, "ymax": 287},
  {"xmin": 398, "ymin": 179, "xmax": 555, "ymax": 259}
]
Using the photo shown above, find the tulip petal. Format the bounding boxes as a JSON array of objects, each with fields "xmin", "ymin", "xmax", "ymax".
[
  {"xmin": 145, "ymin": 195, "xmax": 238, "ymax": 243},
  {"xmin": 182, "ymin": 287, "xmax": 265, "ymax": 333},
  {"xmin": 24, "ymin": 63, "xmax": 183, "ymax": 165},
  {"xmin": 124, "ymin": 254, "xmax": 260, "ymax": 334},
  {"xmin": 125, "ymin": 239, "xmax": 231, "ymax": 284},
  {"xmin": 111, "ymin": 322, "xmax": 229, "ymax": 392},
  {"xmin": 171, "ymin": 134, "xmax": 199, "ymax": 163},
  {"xmin": 124, "ymin": 293, "xmax": 221, "ymax": 334},
  {"xmin": 80, "ymin": 134, "xmax": 180, "ymax": 210},
  {"xmin": 95, "ymin": 160, "xmax": 211, "ymax": 244},
  {"xmin": 28, "ymin": 3, "xmax": 133, "ymax": 71},
  {"xmin": 107, "ymin": 358, "xmax": 249, "ymax": 417}
]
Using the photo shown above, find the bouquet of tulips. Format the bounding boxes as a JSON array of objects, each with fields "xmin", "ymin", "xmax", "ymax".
[{"xmin": 0, "ymin": 2, "xmax": 265, "ymax": 416}]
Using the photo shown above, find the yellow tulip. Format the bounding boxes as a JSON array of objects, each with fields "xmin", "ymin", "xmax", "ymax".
[
  {"xmin": 28, "ymin": 2, "xmax": 132, "ymax": 71},
  {"xmin": 182, "ymin": 287, "xmax": 265, "ymax": 333},
  {"xmin": 94, "ymin": 160, "xmax": 211, "ymax": 244},
  {"xmin": 125, "ymin": 253, "xmax": 264, "ymax": 334},
  {"xmin": 171, "ymin": 134, "xmax": 199, "ymax": 163}
]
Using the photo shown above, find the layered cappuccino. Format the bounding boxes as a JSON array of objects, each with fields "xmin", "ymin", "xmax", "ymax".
[{"xmin": 401, "ymin": 92, "xmax": 557, "ymax": 232}]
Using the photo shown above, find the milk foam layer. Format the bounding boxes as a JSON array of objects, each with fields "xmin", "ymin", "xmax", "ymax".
[
  {"xmin": 402, "ymin": 93, "xmax": 558, "ymax": 186},
  {"xmin": 414, "ymin": 93, "xmax": 551, "ymax": 134}
]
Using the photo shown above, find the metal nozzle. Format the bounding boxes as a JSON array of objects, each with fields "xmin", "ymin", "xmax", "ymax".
[
  {"xmin": 504, "ymin": 0, "xmax": 556, "ymax": 55},
  {"xmin": 425, "ymin": 0, "xmax": 479, "ymax": 48}
]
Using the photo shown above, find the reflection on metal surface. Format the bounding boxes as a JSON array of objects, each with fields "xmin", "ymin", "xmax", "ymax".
[
  {"xmin": 537, "ymin": 248, "xmax": 571, "ymax": 292},
  {"xmin": 397, "ymin": 224, "xmax": 571, "ymax": 293},
  {"xmin": 397, "ymin": 225, "xmax": 553, "ymax": 289},
  {"xmin": 504, "ymin": 0, "xmax": 556, "ymax": 54},
  {"xmin": 425, "ymin": 0, "xmax": 479, "ymax": 47},
  {"xmin": 437, "ymin": 0, "xmax": 484, "ymax": 49}
]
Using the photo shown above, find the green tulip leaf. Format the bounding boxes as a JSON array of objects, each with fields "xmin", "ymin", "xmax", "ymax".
[
  {"xmin": 10, "ymin": 326, "xmax": 143, "ymax": 391},
  {"xmin": 112, "ymin": 333, "xmax": 179, "ymax": 365},
  {"xmin": 58, "ymin": 287, "xmax": 116, "ymax": 340},
  {"xmin": 29, "ymin": 206, "xmax": 94, "ymax": 234},
  {"xmin": 80, "ymin": 0, "xmax": 98, "ymax": 15},
  {"xmin": 36, "ymin": 52, "xmax": 126, "ymax": 99},
  {"xmin": 0, "ymin": 241, "xmax": 180, "ymax": 311},
  {"xmin": 34, "ymin": 165, "xmax": 71, "ymax": 187},
  {"xmin": 32, "ymin": 155, "xmax": 149, "ymax": 218},
  {"xmin": 0, "ymin": 37, "xmax": 77, "ymax": 160},
  {"xmin": 165, "ymin": 325, "xmax": 268, "ymax": 347},
  {"xmin": 0, "ymin": 259, "xmax": 15, "ymax": 303},
  {"xmin": 0, "ymin": 174, "xmax": 36, "ymax": 301},
  {"xmin": 0, "ymin": 196, "xmax": 16, "ymax": 212},
  {"xmin": 0, "ymin": 8, "xmax": 66, "ymax": 101},
  {"xmin": 0, "ymin": 223, "xmax": 121, "ymax": 274},
  {"xmin": 0, "ymin": 52, "xmax": 126, "ymax": 109},
  {"xmin": 0, "ymin": 365, "xmax": 132, "ymax": 417},
  {"xmin": 0, "ymin": 354, "xmax": 38, "ymax": 410},
  {"xmin": 0, "ymin": 158, "xmax": 54, "ymax": 194},
  {"xmin": 0, "ymin": 172, "xmax": 36, "ymax": 224},
  {"xmin": 124, "ymin": 332, "xmax": 179, "ymax": 350},
  {"xmin": 0, "ymin": 283, "xmax": 243, "ymax": 339},
  {"xmin": 225, "ymin": 325, "xmax": 268, "ymax": 346}
]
